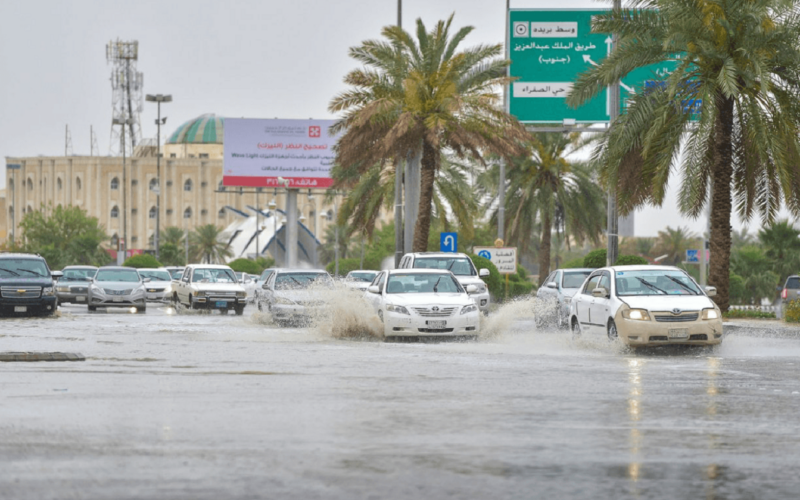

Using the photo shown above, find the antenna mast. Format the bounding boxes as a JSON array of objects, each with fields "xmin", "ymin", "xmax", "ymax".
[
  {"xmin": 65, "ymin": 125, "xmax": 73, "ymax": 156},
  {"xmin": 106, "ymin": 39, "xmax": 143, "ymax": 156}
]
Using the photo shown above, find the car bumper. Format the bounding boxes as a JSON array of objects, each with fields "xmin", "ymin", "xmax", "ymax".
[
  {"xmin": 0, "ymin": 296, "xmax": 58, "ymax": 314},
  {"xmin": 616, "ymin": 313, "xmax": 724, "ymax": 346},
  {"xmin": 145, "ymin": 290, "xmax": 169, "ymax": 302},
  {"xmin": 56, "ymin": 292, "xmax": 89, "ymax": 304},
  {"xmin": 89, "ymin": 295, "xmax": 146, "ymax": 308},
  {"xmin": 468, "ymin": 291, "xmax": 490, "ymax": 312},
  {"xmin": 383, "ymin": 310, "xmax": 480, "ymax": 338},
  {"xmin": 192, "ymin": 297, "xmax": 245, "ymax": 311},
  {"xmin": 271, "ymin": 304, "xmax": 319, "ymax": 325}
]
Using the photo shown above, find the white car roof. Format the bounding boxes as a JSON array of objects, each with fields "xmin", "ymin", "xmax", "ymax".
[
  {"xmin": 607, "ymin": 265, "xmax": 680, "ymax": 272},
  {"xmin": 406, "ymin": 252, "xmax": 469, "ymax": 258},
  {"xmin": 387, "ymin": 269, "xmax": 458, "ymax": 275},
  {"xmin": 188, "ymin": 264, "xmax": 234, "ymax": 270}
]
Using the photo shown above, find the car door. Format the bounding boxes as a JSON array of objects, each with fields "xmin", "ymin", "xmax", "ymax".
[
  {"xmin": 537, "ymin": 272, "xmax": 557, "ymax": 300},
  {"xmin": 365, "ymin": 272, "xmax": 386, "ymax": 312},
  {"xmin": 589, "ymin": 271, "xmax": 612, "ymax": 334},
  {"xmin": 575, "ymin": 274, "xmax": 601, "ymax": 331},
  {"xmin": 179, "ymin": 267, "xmax": 192, "ymax": 304}
]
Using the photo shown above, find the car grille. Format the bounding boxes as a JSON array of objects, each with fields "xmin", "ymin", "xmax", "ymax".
[
  {"xmin": 654, "ymin": 313, "xmax": 699, "ymax": 322},
  {"xmin": 689, "ymin": 334, "xmax": 708, "ymax": 341},
  {"xmin": 70, "ymin": 286, "xmax": 88, "ymax": 293},
  {"xmin": 413, "ymin": 307, "xmax": 456, "ymax": 317},
  {"xmin": 0, "ymin": 286, "xmax": 41, "ymax": 298},
  {"xmin": 209, "ymin": 291, "xmax": 236, "ymax": 297},
  {"xmin": 418, "ymin": 328, "xmax": 455, "ymax": 333},
  {"xmin": 104, "ymin": 288, "xmax": 133, "ymax": 295}
]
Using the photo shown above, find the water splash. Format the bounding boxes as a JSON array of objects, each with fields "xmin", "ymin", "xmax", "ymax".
[{"xmin": 309, "ymin": 282, "xmax": 384, "ymax": 340}]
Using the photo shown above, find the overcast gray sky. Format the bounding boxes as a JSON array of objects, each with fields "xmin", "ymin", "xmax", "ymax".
[{"xmin": 0, "ymin": 0, "xmax": 789, "ymax": 237}]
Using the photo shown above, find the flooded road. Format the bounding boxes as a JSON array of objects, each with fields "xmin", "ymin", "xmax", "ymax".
[{"xmin": 2, "ymin": 303, "xmax": 800, "ymax": 499}]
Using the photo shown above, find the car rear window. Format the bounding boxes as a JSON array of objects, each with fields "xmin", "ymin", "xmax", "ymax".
[
  {"xmin": 786, "ymin": 277, "xmax": 800, "ymax": 289},
  {"xmin": 562, "ymin": 271, "xmax": 591, "ymax": 289}
]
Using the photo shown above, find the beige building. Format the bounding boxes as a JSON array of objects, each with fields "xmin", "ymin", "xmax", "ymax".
[{"xmin": 2, "ymin": 113, "xmax": 341, "ymax": 252}]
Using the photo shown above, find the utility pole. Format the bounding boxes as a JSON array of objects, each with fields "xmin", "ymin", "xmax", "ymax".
[
  {"xmin": 606, "ymin": 0, "xmax": 621, "ymax": 266},
  {"xmin": 499, "ymin": 0, "xmax": 510, "ymax": 241},
  {"xmin": 394, "ymin": 0, "xmax": 404, "ymax": 266},
  {"xmin": 146, "ymin": 94, "xmax": 172, "ymax": 261}
]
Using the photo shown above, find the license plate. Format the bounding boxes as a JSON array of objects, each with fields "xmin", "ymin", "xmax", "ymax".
[
  {"xmin": 427, "ymin": 320, "xmax": 447, "ymax": 330},
  {"xmin": 113, "ymin": 297, "xmax": 124, "ymax": 302},
  {"xmin": 76, "ymin": 296, "xmax": 86, "ymax": 302},
  {"xmin": 668, "ymin": 328, "xmax": 689, "ymax": 339},
  {"xmin": 14, "ymin": 306, "xmax": 27, "ymax": 312},
  {"xmin": 215, "ymin": 301, "xmax": 228, "ymax": 307}
]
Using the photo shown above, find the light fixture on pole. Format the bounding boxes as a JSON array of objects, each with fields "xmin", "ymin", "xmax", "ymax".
[{"xmin": 145, "ymin": 94, "xmax": 172, "ymax": 261}]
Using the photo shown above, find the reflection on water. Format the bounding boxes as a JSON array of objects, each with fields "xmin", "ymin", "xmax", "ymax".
[
  {"xmin": 705, "ymin": 357, "xmax": 721, "ymax": 499},
  {"xmin": 627, "ymin": 358, "xmax": 643, "ymax": 491}
]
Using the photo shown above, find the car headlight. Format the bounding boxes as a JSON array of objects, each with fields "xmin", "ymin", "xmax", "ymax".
[
  {"xmin": 460, "ymin": 304, "xmax": 478, "ymax": 315},
  {"xmin": 56, "ymin": 286, "xmax": 70, "ymax": 293},
  {"xmin": 236, "ymin": 291, "xmax": 247, "ymax": 298},
  {"xmin": 132, "ymin": 287, "xmax": 145, "ymax": 296},
  {"xmin": 193, "ymin": 290, "xmax": 205, "ymax": 297},
  {"xmin": 275, "ymin": 296, "xmax": 296, "ymax": 305},
  {"xmin": 42, "ymin": 286, "xmax": 55, "ymax": 296},
  {"xmin": 90, "ymin": 285, "xmax": 103, "ymax": 294},
  {"xmin": 702, "ymin": 308, "xmax": 719, "ymax": 320},
  {"xmin": 564, "ymin": 296, "xmax": 572, "ymax": 304},
  {"xmin": 386, "ymin": 304, "xmax": 410, "ymax": 315},
  {"xmin": 622, "ymin": 308, "xmax": 651, "ymax": 321}
]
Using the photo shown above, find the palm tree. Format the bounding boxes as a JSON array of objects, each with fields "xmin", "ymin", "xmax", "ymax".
[
  {"xmin": 654, "ymin": 226, "xmax": 698, "ymax": 265},
  {"xmin": 160, "ymin": 226, "xmax": 185, "ymax": 247},
  {"xmin": 481, "ymin": 132, "xmax": 606, "ymax": 278},
  {"xmin": 567, "ymin": 0, "xmax": 800, "ymax": 311},
  {"xmin": 330, "ymin": 14, "xmax": 530, "ymax": 251},
  {"xmin": 731, "ymin": 228, "xmax": 754, "ymax": 250},
  {"xmin": 758, "ymin": 219, "xmax": 800, "ymax": 284},
  {"xmin": 189, "ymin": 224, "xmax": 231, "ymax": 264}
]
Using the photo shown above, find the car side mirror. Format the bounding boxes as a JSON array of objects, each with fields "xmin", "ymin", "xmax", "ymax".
[
  {"xmin": 368, "ymin": 285, "xmax": 381, "ymax": 294},
  {"xmin": 546, "ymin": 281, "xmax": 557, "ymax": 289},
  {"xmin": 465, "ymin": 285, "xmax": 477, "ymax": 293},
  {"xmin": 143, "ymin": 278, "xmax": 151, "ymax": 283},
  {"xmin": 479, "ymin": 268, "xmax": 490, "ymax": 277},
  {"xmin": 51, "ymin": 271, "xmax": 63, "ymax": 279},
  {"xmin": 592, "ymin": 287, "xmax": 608, "ymax": 298},
  {"xmin": 705, "ymin": 286, "xmax": 717, "ymax": 297}
]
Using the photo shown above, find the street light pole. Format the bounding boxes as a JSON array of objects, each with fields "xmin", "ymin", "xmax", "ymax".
[
  {"xmin": 606, "ymin": 0, "xmax": 621, "ymax": 266},
  {"xmin": 146, "ymin": 94, "xmax": 172, "ymax": 261},
  {"xmin": 394, "ymin": 0, "xmax": 404, "ymax": 267},
  {"xmin": 499, "ymin": 0, "xmax": 510, "ymax": 242}
]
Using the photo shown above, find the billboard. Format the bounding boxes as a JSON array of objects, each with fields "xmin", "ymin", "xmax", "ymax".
[
  {"xmin": 509, "ymin": 9, "xmax": 679, "ymax": 123},
  {"xmin": 223, "ymin": 118, "xmax": 338, "ymax": 188}
]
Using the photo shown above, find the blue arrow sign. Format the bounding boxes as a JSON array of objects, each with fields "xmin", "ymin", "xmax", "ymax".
[
  {"xmin": 686, "ymin": 249, "xmax": 699, "ymax": 263},
  {"xmin": 440, "ymin": 232, "xmax": 458, "ymax": 253},
  {"xmin": 478, "ymin": 250, "xmax": 492, "ymax": 260}
]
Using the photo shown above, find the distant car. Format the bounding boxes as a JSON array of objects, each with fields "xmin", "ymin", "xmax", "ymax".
[
  {"xmin": 259, "ymin": 268, "xmax": 333, "ymax": 326},
  {"xmin": 55, "ymin": 266, "xmax": 98, "ymax": 305},
  {"xmin": 137, "ymin": 268, "xmax": 173, "ymax": 302},
  {"xmin": 398, "ymin": 252, "xmax": 491, "ymax": 314},
  {"xmin": 569, "ymin": 265, "xmax": 723, "ymax": 347},
  {"xmin": 87, "ymin": 266, "xmax": 148, "ymax": 313},
  {"xmin": 163, "ymin": 266, "xmax": 185, "ymax": 280},
  {"xmin": 172, "ymin": 264, "xmax": 247, "ymax": 315},
  {"xmin": 365, "ymin": 269, "xmax": 480, "ymax": 341},
  {"xmin": 234, "ymin": 272, "xmax": 258, "ymax": 302},
  {"xmin": 535, "ymin": 268, "xmax": 594, "ymax": 328},
  {"xmin": 343, "ymin": 270, "xmax": 379, "ymax": 291},
  {"xmin": 254, "ymin": 268, "xmax": 277, "ymax": 309},
  {"xmin": 0, "ymin": 253, "xmax": 61, "ymax": 316}
]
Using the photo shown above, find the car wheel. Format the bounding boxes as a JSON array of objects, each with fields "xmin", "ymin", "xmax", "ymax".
[
  {"xmin": 571, "ymin": 317, "xmax": 581, "ymax": 337},
  {"xmin": 136, "ymin": 307, "xmax": 146, "ymax": 314},
  {"xmin": 257, "ymin": 300, "xmax": 263, "ymax": 311},
  {"xmin": 88, "ymin": 305, "xmax": 97, "ymax": 312},
  {"xmin": 235, "ymin": 306, "xmax": 245, "ymax": 316},
  {"xmin": 607, "ymin": 319, "xmax": 619, "ymax": 340}
]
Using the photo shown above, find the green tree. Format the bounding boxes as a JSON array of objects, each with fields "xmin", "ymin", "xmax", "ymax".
[
  {"xmin": 18, "ymin": 204, "xmax": 111, "ymax": 269},
  {"xmin": 228, "ymin": 258, "xmax": 262, "ymax": 275},
  {"xmin": 567, "ymin": 0, "xmax": 800, "ymax": 311},
  {"xmin": 730, "ymin": 246, "xmax": 779, "ymax": 304},
  {"xmin": 158, "ymin": 243, "xmax": 185, "ymax": 267},
  {"xmin": 758, "ymin": 219, "xmax": 800, "ymax": 285},
  {"xmin": 189, "ymin": 224, "xmax": 232, "ymax": 264},
  {"xmin": 330, "ymin": 14, "xmax": 529, "ymax": 252},
  {"xmin": 654, "ymin": 226, "xmax": 699, "ymax": 266},
  {"xmin": 160, "ymin": 226, "xmax": 186, "ymax": 247}
]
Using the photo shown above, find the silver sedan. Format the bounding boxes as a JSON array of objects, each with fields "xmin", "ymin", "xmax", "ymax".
[{"xmin": 87, "ymin": 267, "xmax": 148, "ymax": 313}]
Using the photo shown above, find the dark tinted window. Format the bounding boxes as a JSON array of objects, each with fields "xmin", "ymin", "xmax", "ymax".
[{"xmin": 0, "ymin": 258, "xmax": 49, "ymax": 278}]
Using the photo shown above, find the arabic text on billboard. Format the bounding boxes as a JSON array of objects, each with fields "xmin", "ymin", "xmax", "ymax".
[{"xmin": 223, "ymin": 118, "xmax": 338, "ymax": 188}]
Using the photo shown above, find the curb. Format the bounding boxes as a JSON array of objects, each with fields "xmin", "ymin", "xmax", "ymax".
[{"xmin": 0, "ymin": 352, "xmax": 86, "ymax": 362}]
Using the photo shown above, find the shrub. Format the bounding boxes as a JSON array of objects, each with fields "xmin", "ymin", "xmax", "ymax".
[
  {"xmin": 326, "ymin": 258, "xmax": 362, "ymax": 277},
  {"xmin": 562, "ymin": 257, "xmax": 586, "ymax": 269},
  {"xmin": 516, "ymin": 264, "xmax": 528, "ymax": 280},
  {"xmin": 123, "ymin": 254, "xmax": 162, "ymax": 269},
  {"xmin": 228, "ymin": 258, "xmax": 262, "ymax": 275},
  {"xmin": 784, "ymin": 299, "xmax": 800, "ymax": 323},
  {"xmin": 723, "ymin": 309, "xmax": 776, "ymax": 319},
  {"xmin": 615, "ymin": 255, "xmax": 649, "ymax": 266},
  {"xmin": 583, "ymin": 249, "xmax": 606, "ymax": 268},
  {"xmin": 469, "ymin": 253, "xmax": 502, "ymax": 298}
]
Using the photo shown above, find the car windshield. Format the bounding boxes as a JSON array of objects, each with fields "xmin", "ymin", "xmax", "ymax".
[
  {"xmin": 95, "ymin": 269, "xmax": 141, "ymax": 282},
  {"xmin": 192, "ymin": 268, "xmax": 236, "ymax": 283},
  {"xmin": 615, "ymin": 270, "xmax": 701, "ymax": 296},
  {"xmin": 260, "ymin": 269, "xmax": 274, "ymax": 281},
  {"xmin": 61, "ymin": 268, "xmax": 96, "ymax": 281},
  {"xmin": 347, "ymin": 271, "xmax": 378, "ymax": 282},
  {"xmin": 412, "ymin": 257, "xmax": 474, "ymax": 276},
  {"xmin": 275, "ymin": 273, "xmax": 331, "ymax": 290},
  {"xmin": 386, "ymin": 273, "xmax": 464, "ymax": 294},
  {"xmin": 786, "ymin": 277, "xmax": 800, "ymax": 290},
  {"xmin": 138, "ymin": 270, "xmax": 171, "ymax": 282},
  {"xmin": 0, "ymin": 258, "xmax": 50, "ymax": 278},
  {"xmin": 562, "ymin": 271, "xmax": 591, "ymax": 289}
]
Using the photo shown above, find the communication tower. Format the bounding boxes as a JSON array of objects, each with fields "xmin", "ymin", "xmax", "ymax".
[{"xmin": 106, "ymin": 39, "xmax": 143, "ymax": 156}]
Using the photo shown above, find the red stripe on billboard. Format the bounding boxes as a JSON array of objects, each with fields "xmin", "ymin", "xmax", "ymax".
[{"xmin": 222, "ymin": 176, "xmax": 334, "ymax": 188}]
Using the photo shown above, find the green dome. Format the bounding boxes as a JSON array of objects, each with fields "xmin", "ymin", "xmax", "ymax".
[{"xmin": 166, "ymin": 113, "xmax": 224, "ymax": 144}]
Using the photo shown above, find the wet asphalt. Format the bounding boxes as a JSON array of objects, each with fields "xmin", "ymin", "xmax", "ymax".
[{"xmin": 1, "ymin": 302, "xmax": 800, "ymax": 499}]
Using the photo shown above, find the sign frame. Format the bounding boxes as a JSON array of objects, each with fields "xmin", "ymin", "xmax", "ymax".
[{"xmin": 474, "ymin": 246, "xmax": 518, "ymax": 275}]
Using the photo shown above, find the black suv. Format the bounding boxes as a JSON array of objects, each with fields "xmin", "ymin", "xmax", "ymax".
[{"xmin": 0, "ymin": 253, "xmax": 62, "ymax": 316}]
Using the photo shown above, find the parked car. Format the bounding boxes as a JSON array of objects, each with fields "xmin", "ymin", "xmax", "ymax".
[
  {"xmin": 398, "ymin": 252, "xmax": 490, "ymax": 314},
  {"xmin": 172, "ymin": 264, "xmax": 247, "ymax": 315},
  {"xmin": 343, "ymin": 270, "xmax": 379, "ymax": 291},
  {"xmin": 258, "ymin": 268, "xmax": 332, "ymax": 326},
  {"xmin": 234, "ymin": 272, "xmax": 259, "ymax": 302},
  {"xmin": 0, "ymin": 252, "xmax": 61, "ymax": 316},
  {"xmin": 569, "ymin": 265, "xmax": 723, "ymax": 347},
  {"xmin": 137, "ymin": 268, "xmax": 173, "ymax": 302},
  {"xmin": 87, "ymin": 266, "xmax": 148, "ymax": 313},
  {"xmin": 777, "ymin": 275, "xmax": 800, "ymax": 319},
  {"xmin": 365, "ymin": 269, "xmax": 480, "ymax": 341},
  {"xmin": 163, "ymin": 266, "xmax": 185, "ymax": 280},
  {"xmin": 55, "ymin": 266, "xmax": 98, "ymax": 305},
  {"xmin": 535, "ymin": 268, "xmax": 594, "ymax": 328}
]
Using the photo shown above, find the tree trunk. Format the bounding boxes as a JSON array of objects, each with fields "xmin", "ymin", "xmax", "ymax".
[
  {"xmin": 539, "ymin": 209, "xmax": 552, "ymax": 282},
  {"xmin": 413, "ymin": 141, "xmax": 437, "ymax": 252},
  {"xmin": 708, "ymin": 96, "xmax": 734, "ymax": 312}
]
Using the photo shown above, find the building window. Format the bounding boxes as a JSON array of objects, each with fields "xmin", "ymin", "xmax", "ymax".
[
  {"xmin": 111, "ymin": 234, "xmax": 119, "ymax": 248},
  {"xmin": 131, "ymin": 208, "xmax": 138, "ymax": 215},
  {"xmin": 131, "ymin": 236, "xmax": 138, "ymax": 242},
  {"xmin": 9, "ymin": 207, "xmax": 13, "ymax": 218},
  {"xmin": 201, "ymin": 209, "xmax": 208, "ymax": 216},
  {"xmin": 57, "ymin": 178, "xmax": 62, "ymax": 190},
  {"xmin": 184, "ymin": 179, "xmax": 192, "ymax": 192},
  {"xmin": 166, "ymin": 180, "xmax": 173, "ymax": 187},
  {"xmin": 27, "ymin": 178, "xmax": 33, "ymax": 191},
  {"xmin": 218, "ymin": 181, "xmax": 226, "ymax": 192},
  {"xmin": 76, "ymin": 177, "xmax": 82, "ymax": 191},
  {"xmin": 199, "ymin": 153, "xmax": 209, "ymax": 159},
  {"xmin": 149, "ymin": 178, "xmax": 158, "ymax": 191},
  {"xmin": 131, "ymin": 179, "xmax": 138, "ymax": 186},
  {"xmin": 110, "ymin": 206, "xmax": 119, "ymax": 218},
  {"xmin": 188, "ymin": 154, "xmax": 196, "ymax": 158},
  {"xmin": 183, "ymin": 207, "xmax": 192, "ymax": 219},
  {"xmin": 170, "ymin": 153, "xmax": 176, "ymax": 158},
  {"xmin": 110, "ymin": 177, "xmax": 119, "ymax": 190},
  {"xmin": 149, "ymin": 206, "xmax": 157, "ymax": 219},
  {"xmin": 148, "ymin": 233, "xmax": 155, "ymax": 247},
  {"xmin": 26, "ymin": 205, "xmax": 33, "ymax": 214},
  {"xmin": 8, "ymin": 178, "xmax": 13, "ymax": 190},
  {"xmin": 218, "ymin": 208, "xmax": 226, "ymax": 219}
]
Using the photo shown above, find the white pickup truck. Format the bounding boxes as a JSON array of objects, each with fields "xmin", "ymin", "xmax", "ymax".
[{"xmin": 172, "ymin": 264, "xmax": 248, "ymax": 315}]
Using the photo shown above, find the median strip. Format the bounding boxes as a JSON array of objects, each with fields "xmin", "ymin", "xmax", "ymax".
[{"xmin": 0, "ymin": 352, "xmax": 86, "ymax": 362}]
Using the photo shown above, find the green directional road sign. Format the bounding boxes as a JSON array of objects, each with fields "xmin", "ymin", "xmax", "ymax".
[{"xmin": 509, "ymin": 9, "xmax": 678, "ymax": 123}]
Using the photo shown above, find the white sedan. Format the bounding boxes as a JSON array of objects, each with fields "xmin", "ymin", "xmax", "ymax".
[
  {"xmin": 569, "ymin": 265, "xmax": 723, "ymax": 347},
  {"xmin": 366, "ymin": 269, "xmax": 480, "ymax": 341}
]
